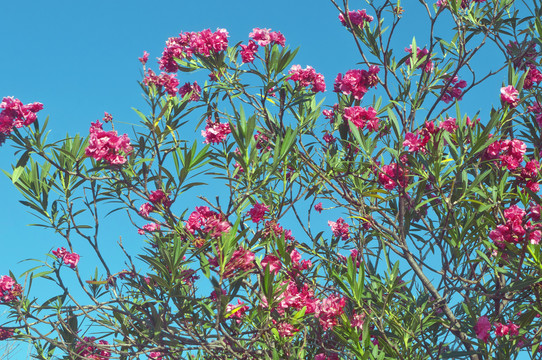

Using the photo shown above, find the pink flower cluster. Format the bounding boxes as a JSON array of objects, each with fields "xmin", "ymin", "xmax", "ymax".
[
  {"xmin": 0, "ymin": 327, "xmax": 13, "ymax": 340},
  {"xmin": 240, "ymin": 29, "xmax": 285, "ymax": 64},
  {"xmin": 249, "ymin": 28, "xmax": 286, "ymax": 47},
  {"xmin": 405, "ymin": 46, "xmax": 433, "ymax": 73},
  {"xmin": 52, "ymin": 247, "xmax": 80, "ymax": 269},
  {"xmin": 0, "ymin": 275, "xmax": 21, "ymax": 303},
  {"xmin": 201, "ymin": 119, "xmax": 231, "ymax": 144},
  {"xmin": 225, "ymin": 299, "xmax": 249, "ymax": 323},
  {"xmin": 403, "ymin": 121, "xmax": 438, "ymax": 153},
  {"xmin": 75, "ymin": 337, "xmax": 111, "ymax": 360},
  {"xmin": 288, "ymin": 65, "xmax": 326, "ymax": 93},
  {"xmin": 342, "ymin": 106, "xmax": 379, "ymax": 131},
  {"xmin": 500, "ymin": 85, "xmax": 520, "ymax": 108},
  {"xmin": 0, "ymin": 97, "xmax": 43, "ymax": 140},
  {"xmin": 143, "ymin": 69, "xmax": 180, "ymax": 96},
  {"xmin": 138, "ymin": 223, "xmax": 161, "ymax": 235},
  {"xmin": 248, "ymin": 202, "xmax": 269, "ymax": 223},
  {"xmin": 506, "ymin": 41, "xmax": 542, "ymax": 89},
  {"xmin": 317, "ymin": 294, "xmax": 346, "ymax": 331},
  {"xmin": 138, "ymin": 51, "xmax": 149, "ymax": 65},
  {"xmin": 179, "ymin": 81, "xmax": 201, "ymax": 101},
  {"xmin": 261, "ymin": 254, "xmax": 282, "ymax": 275},
  {"xmin": 484, "ymin": 138, "xmax": 526, "ymax": 170},
  {"xmin": 85, "ymin": 121, "xmax": 132, "ymax": 165},
  {"xmin": 334, "ymin": 66, "xmax": 380, "ymax": 100},
  {"xmin": 377, "ymin": 163, "xmax": 409, "ymax": 190},
  {"xmin": 209, "ymin": 246, "xmax": 255, "ymax": 278},
  {"xmin": 186, "ymin": 206, "xmax": 231, "ymax": 238},
  {"xmin": 339, "ymin": 9, "xmax": 373, "ymax": 28},
  {"xmin": 338, "ymin": 249, "xmax": 362, "ymax": 268},
  {"xmin": 139, "ymin": 189, "xmax": 173, "ymax": 217},
  {"xmin": 328, "ymin": 218, "xmax": 350, "ymax": 240},
  {"xmin": 263, "ymin": 220, "xmax": 295, "ymax": 241},
  {"xmin": 441, "ymin": 76, "xmax": 467, "ymax": 103},
  {"xmin": 475, "ymin": 316, "xmax": 519, "ymax": 343},
  {"xmin": 489, "ymin": 204, "xmax": 541, "ymax": 247},
  {"xmin": 159, "ymin": 29, "xmax": 229, "ymax": 73},
  {"xmin": 148, "ymin": 352, "xmax": 162, "ymax": 360}
]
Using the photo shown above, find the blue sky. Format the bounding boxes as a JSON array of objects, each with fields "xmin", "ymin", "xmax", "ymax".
[{"xmin": 0, "ymin": 0, "xmax": 522, "ymax": 358}]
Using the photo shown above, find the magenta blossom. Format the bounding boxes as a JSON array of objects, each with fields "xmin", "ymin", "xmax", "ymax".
[
  {"xmin": 240, "ymin": 40, "xmax": 259, "ymax": 63},
  {"xmin": 249, "ymin": 28, "xmax": 285, "ymax": 47},
  {"xmin": 334, "ymin": 67, "xmax": 379, "ymax": 100},
  {"xmin": 202, "ymin": 119, "xmax": 231, "ymax": 144},
  {"xmin": 248, "ymin": 202, "xmax": 269, "ymax": 223},
  {"xmin": 261, "ymin": 254, "xmax": 282, "ymax": 275},
  {"xmin": 138, "ymin": 51, "xmax": 149, "ymax": 65},
  {"xmin": 0, "ymin": 97, "xmax": 43, "ymax": 136},
  {"xmin": 52, "ymin": 247, "xmax": 80, "ymax": 269},
  {"xmin": 500, "ymin": 85, "xmax": 520, "ymax": 108},
  {"xmin": 474, "ymin": 316, "xmax": 491, "ymax": 343},
  {"xmin": 339, "ymin": 9, "xmax": 373, "ymax": 28},
  {"xmin": 288, "ymin": 65, "xmax": 326, "ymax": 93},
  {"xmin": 328, "ymin": 218, "xmax": 349, "ymax": 240},
  {"xmin": 85, "ymin": 121, "xmax": 132, "ymax": 165}
]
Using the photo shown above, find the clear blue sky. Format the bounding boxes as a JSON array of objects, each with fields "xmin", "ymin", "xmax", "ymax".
[{"xmin": 0, "ymin": 1, "xmax": 513, "ymax": 358}]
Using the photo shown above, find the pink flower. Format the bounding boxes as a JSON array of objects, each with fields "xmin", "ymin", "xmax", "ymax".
[
  {"xmin": 377, "ymin": 163, "xmax": 408, "ymax": 190},
  {"xmin": 138, "ymin": 51, "xmax": 149, "ymax": 65},
  {"xmin": 439, "ymin": 117, "xmax": 458, "ymax": 133},
  {"xmin": 179, "ymin": 81, "xmax": 201, "ymax": 101},
  {"xmin": 405, "ymin": 46, "xmax": 433, "ymax": 73},
  {"xmin": 85, "ymin": 121, "xmax": 132, "ymax": 165},
  {"xmin": 261, "ymin": 255, "xmax": 282, "ymax": 275},
  {"xmin": 323, "ymin": 133, "xmax": 335, "ymax": 144},
  {"xmin": 339, "ymin": 9, "xmax": 373, "ymax": 28},
  {"xmin": 248, "ymin": 202, "xmax": 269, "ymax": 223},
  {"xmin": 158, "ymin": 29, "xmax": 229, "ymax": 72},
  {"xmin": 524, "ymin": 66, "xmax": 542, "ymax": 89},
  {"xmin": 222, "ymin": 247, "xmax": 255, "ymax": 278},
  {"xmin": 143, "ymin": 69, "xmax": 180, "ymax": 96},
  {"xmin": 328, "ymin": 218, "xmax": 349, "ymax": 240},
  {"xmin": 441, "ymin": 75, "xmax": 467, "ymax": 103},
  {"xmin": 53, "ymin": 248, "xmax": 80, "ymax": 269},
  {"xmin": 507, "ymin": 321, "xmax": 520, "ymax": 336},
  {"xmin": 474, "ymin": 316, "xmax": 491, "ymax": 343},
  {"xmin": 139, "ymin": 202, "xmax": 154, "ymax": 217},
  {"xmin": 249, "ymin": 28, "xmax": 286, "ymax": 47},
  {"xmin": 186, "ymin": 206, "xmax": 231, "ymax": 238},
  {"xmin": 403, "ymin": 132, "xmax": 425, "ymax": 153},
  {"xmin": 343, "ymin": 106, "xmax": 378, "ymax": 130},
  {"xmin": 288, "ymin": 65, "xmax": 326, "ymax": 93},
  {"xmin": 149, "ymin": 352, "xmax": 162, "ymax": 360},
  {"xmin": 201, "ymin": 119, "xmax": 231, "ymax": 144},
  {"xmin": 240, "ymin": 40, "xmax": 259, "ymax": 63},
  {"xmin": 334, "ymin": 67, "xmax": 379, "ymax": 100},
  {"xmin": 149, "ymin": 189, "xmax": 172, "ymax": 208},
  {"xmin": 314, "ymin": 202, "xmax": 324, "ymax": 213},
  {"xmin": 0, "ymin": 327, "xmax": 13, "ymax": 340},
  {"xmin": 63, "ymin": 253, "xmax": 80, "ymax": 269},
  {"xmin": 350, "ymin": 311, "xmax": 365, "ymax": 330},
  {"xmin": 0, "ymin": 276, "xmax": 14, "ymax": 292},
  {"xmin": 139, "ymin": 223, "xmax": 161, "ymax": 235},
  {"xmin": 273, "ymin": 321, "xmax": 298, "ymax": 337},
  {"xmin": 500, "ymin": 85, "xmax": 520, "ymax": 108},
  {"xmin": 225, "ymin": 299, "xmax": 249, "ymax": 323},
  {"xmin": 0, "ymin": 97, "xmax": 43, "ymax": 136},
  {"xmin": 316, "ymin": 294, "xmax": 346, "ymax": 331},
  {"xmin": 494, "ymin": 322, "xmax": 509, "ymax": 337}
]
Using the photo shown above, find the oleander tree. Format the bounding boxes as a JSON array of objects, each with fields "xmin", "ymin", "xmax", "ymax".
[{"xmin": 1, "ymin": 0, "xmax": 542, "ymax": 359}]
